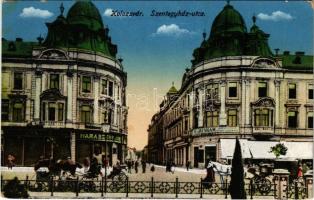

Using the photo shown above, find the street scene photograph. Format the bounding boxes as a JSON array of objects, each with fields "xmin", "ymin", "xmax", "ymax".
[{"xmin": 1, "ymin": 0, "xmax": 313, "ymax": 199}]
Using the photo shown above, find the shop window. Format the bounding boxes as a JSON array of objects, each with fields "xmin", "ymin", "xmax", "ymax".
[
  {"xmin": 13, "ymin": 72, "xmax": 23, "ymax": 90},
  {"xmin": 12, "ymin": 102, "xmax": 24, "ymax": 122},
  {"xmin": 50, "ymin": 74, "xmax": 59, "ymax": 89},
  {"xmin": 288, "ymin": 83, "xmax": 296, "ymax": 99},
  {"xmin": 1, "ymin": 100, "xmax": 9, "ymax": 121},
  {"xmin": 307, "ymin": 112, "xmax": 313, "ymax": 129},
  {"xmin": 101, "ymin": 79, "xmax": 108, "ymax": 95},
  {"xmin": 205, "ymin": 111, "xmax": 219, "ymax": 127},
  {"xmin": 48, "ymin": 103, "xmax": 56, "ymax": 121},
  {"xmin": 288, "ymin": 111, "xmax": 298, "ymax": 128},
  {"xmin": 309, "ymin": 85, "xmax": 313, "ymax": 100},
  {"xmin": 227, "ymin": 109, "xmax": 237, "ymax": 127},
  {"xmin": 108, "ymin": 81, "xmax": 114, "ymax": 97},
  {"xmin": 228, "ymin": 82, "xmax": 237, "ymax": 98},
  {"xmin": 58, "ymin": 103, "xmax": 64, "ymax": 121},
  {"xmin": 81, "ymin": 105, "xmax": 91, "ymax": 123},
  {"xmin": 258, "ymin": 82, "xmax": 267, "ymax": 97},
  {"xmin": 82, "ymin": 76, "xmax": 91, "ymax": 93},
  {"xmin": 255, "ymin": 109, "xmax": 273, "ymax": 127}
]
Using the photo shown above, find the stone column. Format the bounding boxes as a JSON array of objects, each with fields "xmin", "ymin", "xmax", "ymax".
[
  {"xmin": 245, "ymin": 80, "xmax": 251, "ymax": 125},
  {"xmin": 189, "ymin": 90, "xmax": 194, "ymax": 129},
  {"xmin": 305, "ymin": 171, "xmax": 313, "ymax": 198},
  {"xmin": 94, "ymin": 77, "xmax": 99, "ymax": 124},
  {"xmin": 66, "ymin": 74, "xmax": 73, "ymax": 122},
  {"xmin": 241, "ymin": 79, "xmax": 246, "ymax": 128},
  {"xmin": 219, "ymin": 81, "xmax": 227, "ymax": 126},
  {"xmin": 273, "ymin": 169, "xmax": 290, "ymax": 200},
  {"xmin": 274, "ymin": 80, "xmax": 281, "ymax": 128},
  {"xmin": 198, "ymin": 88, "xmax": 204, "ymax": 127},
  {"xmin": 34, "ymin": 70, "xmax": 42, "ymax": 121},
  {"xmin": 70, "ymin": 132, "xmax": 76, "ymax": 161}
]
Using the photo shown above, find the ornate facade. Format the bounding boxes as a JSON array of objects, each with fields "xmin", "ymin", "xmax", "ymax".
[
  {"xmin": 1, "ymin": 2, "xmax": 127, "ymax": 166},
  {"xmin": 147, "ymin": 3, "xmax": 313, "ymax": 168}
]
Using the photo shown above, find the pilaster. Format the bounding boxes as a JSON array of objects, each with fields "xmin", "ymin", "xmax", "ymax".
[{"xmin": 219, "ymin": 80, "xmax": 227, "ymax": 126}]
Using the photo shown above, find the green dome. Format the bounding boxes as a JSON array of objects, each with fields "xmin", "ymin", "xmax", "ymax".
[
  {"xmin": 210, "ymin": 4, "xmax": 247, "ymax": 36},
  {"xmin": 67, "ymin": 1, "xmax": 103, "ymax": 31}
]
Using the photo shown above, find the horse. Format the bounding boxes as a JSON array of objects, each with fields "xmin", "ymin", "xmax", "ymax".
[{"xmin": 34, "ymin": 158, "xmax": 82, "ymax": 177}]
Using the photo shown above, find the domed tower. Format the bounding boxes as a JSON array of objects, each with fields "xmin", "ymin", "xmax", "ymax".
[
  {"xmin": 204, "ymin": 3, "xmax": 247, "ymax": 59},
  {"xmin": 246, "ymin": 15, "xmax": 273, "ymax": 57},
  {"xmin": 43, "ymin": 0, "xmax": 117, "ymax": 58}
]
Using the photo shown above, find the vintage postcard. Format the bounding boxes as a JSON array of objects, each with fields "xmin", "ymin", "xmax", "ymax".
[{"xmin": 1, "ymin": 0, "xmax": 313, "ymax": 199}]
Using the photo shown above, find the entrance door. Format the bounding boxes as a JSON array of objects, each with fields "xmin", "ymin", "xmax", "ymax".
[
  {"xmin": 194, "ymin": 147, "xmax": 199, "ymax": 168},
  {"xmin": 205, "ymin": 146, "xmax": 216, "ymax": 167}
]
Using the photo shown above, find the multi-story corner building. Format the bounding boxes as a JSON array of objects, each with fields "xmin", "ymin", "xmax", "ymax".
[
  {"xmin": 147, "ymin": 3, "xmax": 313, "ymax": 168},
  {"xmin": 1, "ymin": 1, "xmax": 128, "ymax": 166}
]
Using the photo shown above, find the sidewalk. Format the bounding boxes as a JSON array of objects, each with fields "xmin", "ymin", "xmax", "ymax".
[{"xmin": 152, "ymin": 165, "xmax": 206, "ymax": 175}]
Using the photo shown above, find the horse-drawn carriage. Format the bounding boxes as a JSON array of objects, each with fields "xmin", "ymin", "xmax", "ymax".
[{"xmin": 34, "ymin": 157, "xmax": 128, "ymax": 192}]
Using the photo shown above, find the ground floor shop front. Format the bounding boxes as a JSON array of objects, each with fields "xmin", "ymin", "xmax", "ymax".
[
  {"xmin": 163, "ymin": 135, "xmax": 313, "ymax": 169},
  {"xmin": 1, "ymin": 127, "xmax": 127, "ymax": 167}
]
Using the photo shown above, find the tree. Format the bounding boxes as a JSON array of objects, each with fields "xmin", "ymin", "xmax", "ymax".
[
  {"xmin": 229, "ymin": 138, "xmax": 246, "ymax": 199},
  {"xmin": 3, "ymin": 177, "xmax": 29, "ymax": 198},
  {"xmin": 269, "ymin": 143, "xmax": 288, "ymax": 159}
]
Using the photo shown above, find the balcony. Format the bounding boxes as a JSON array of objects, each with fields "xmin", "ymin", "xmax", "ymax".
[{"xmin": 252, "ymin": 126, "xmax": 274, "ymax": 135}]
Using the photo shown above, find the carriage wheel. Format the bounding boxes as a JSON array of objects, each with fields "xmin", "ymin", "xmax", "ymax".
[{"xmin": 256, "ymin": 178, "xmax": 271, "ymax": 195}]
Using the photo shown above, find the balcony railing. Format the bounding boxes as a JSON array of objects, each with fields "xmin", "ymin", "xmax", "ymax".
[
  {"xmin": 252, "ymin": 126, "xmax": 274, "ymax": 134},
  {"xmin": 191, "ymin": 127, "xmax": 239, "ymax": 137}
]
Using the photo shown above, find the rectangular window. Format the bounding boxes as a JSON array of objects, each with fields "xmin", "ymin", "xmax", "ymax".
[
  {"xmin": 206, "ymin": 83, "xmax": 219, "ymax": 100},
  {"xmin": 117, "ymin": 85, "xmax": 120, "ymax": 100},
  {"xmin": 1, "ymin": 100, "xmax": 9, "ymax": 121},
  {"xmin": 307, "ymin": 112, "xmax": 313, "ymax": 129},
  {"xmin": 255, "ymin": 109, "xmax": 272, "ymax": 126},
  {"xmin": 50, "ymin": 74, "xmax": 59, "ymax": 89},
  {"xmin": 58, "ymin": 103, "xmax": 64, "ymax": 121},
  {"xmin": 12, "ymin": 102, "xmax": 24, "ymax": 122},
  {"xmin": 81, "ymin": 105, "xmax": 91, "ymax": 123},
  {"xmin": 309, "ymin": 85, "xmax": 313, "ymax": 100},
  {"xmin": 288, "ymin": 111, "xmax": 298, "ymax": 128},
  {"xmin": 82, "ymin": 76, "xmax": 91, "ymax": 93},
  {"xmin": 108, "ymin": 81, "xmax": 113, "ymax": 97},
  {"xmin": 102, "ymin": 110, "xmax": 108, "ymax": 124},
  {"xmin": 13, "ymin": 72, "xmax": 23, "ymax": 90},
  {"xmin": 227, "ymin": 109, "xmax": 237, "ymax": 127},
  {"xmin": 288, "ymin": 83, "xmax": 296, "ymax": 99},
  {"xmin": 258, "ymin": 82, "xmax": 267, "ymax": 97},
  {"xmin": 48, "ymin": 103, "xmax": 56, "ymax": 121},
  {"xmin": 228, "ymin": 82, "xmax": 237, "ymax": 98},
  {"xmin": 42, "ymin": 102, "xmax": 46, "ymax": 121},
  {"xmin": 206, "ymin": 111, "xmax": 219, "ymax": 127},
  {"xmin": 101, "ymin": 79, "xmax": 108, "ymax": 95}
]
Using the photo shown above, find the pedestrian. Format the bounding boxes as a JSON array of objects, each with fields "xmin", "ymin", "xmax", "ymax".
[
  {"xmin": 150, "ymin": 165, "xmax": 155, "ymax": 172},
  {"xmin": 127, "ymin": 160, "xmax": 132, "ymax": 174},
  {"xmin": 135, "ymin": 160, "xmax": 139, "ymax": 173},
  {"xmin": 7, "ymin": 154, "xmax": 15, "ymax": 170},
  {"xmin": 171, "ymin": 161, "xmax": 175, "ymax": 174},
  {"xmin": 186, "ymin": 161, "xmax": 190, "ymax": 171},
  {"xmin": 166, "ymin": 160, "xmax": 171, "ymax": 172},
  {"xmin": 203, "ymin": 161, "xmax": 216, "ymax": 189},
  {"xmin": 141, "ymin": 160, "xmax": 146, "ymax": 173},
  {"xmin": 297, "ymin": 164, "xmax": 303, "ymax": 178}
]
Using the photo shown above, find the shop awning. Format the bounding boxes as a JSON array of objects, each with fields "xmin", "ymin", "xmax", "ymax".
[
  {"xmin": 220, "ymin": 139, "xmax": 252, "ymax": 159},
  {"xmin": 220, "ymin": 139, "xmax": 313, "ymax": 160}
]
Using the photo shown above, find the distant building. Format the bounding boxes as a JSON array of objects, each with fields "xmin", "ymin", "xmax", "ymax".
[
  {"xmin": 126, "ymin": 147, "xmax": 138, "ymax": 161},
  {"xmin": 2, "ymin": 1, "xmax": 128, "ymax": 166},
  {"xmin": 147, "ymin": 3, "xmax": 313, "ymax": 168}
]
